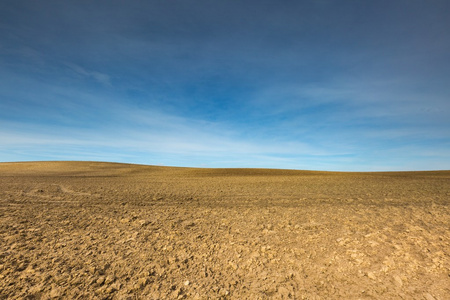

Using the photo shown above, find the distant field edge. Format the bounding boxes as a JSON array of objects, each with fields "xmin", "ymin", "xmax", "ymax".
[{"xmin": 0, "ymin": 160, "xmax": 449, "ymax": 176}]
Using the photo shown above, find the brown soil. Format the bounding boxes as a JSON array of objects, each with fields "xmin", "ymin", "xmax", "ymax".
[{"xmin": 0, "ymin": 161, "xmax": 449, "ymax": 299}]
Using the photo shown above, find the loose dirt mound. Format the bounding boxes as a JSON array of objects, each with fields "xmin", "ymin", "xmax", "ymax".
[{"xmin": 1, "ymin": 162, "xmax": 449, "ymax": 299}]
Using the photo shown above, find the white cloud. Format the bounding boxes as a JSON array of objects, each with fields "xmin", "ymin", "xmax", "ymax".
[{"xmin": 64, "ymin": 63, "xmax": 112, "ymax": 86}]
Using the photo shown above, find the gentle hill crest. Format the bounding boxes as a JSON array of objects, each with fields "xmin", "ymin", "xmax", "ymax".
[{"xmin": 0, "ymin": 161, "xmax": 449, "ymax": 177}]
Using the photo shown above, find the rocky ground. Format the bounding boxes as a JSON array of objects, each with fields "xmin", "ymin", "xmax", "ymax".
[{"xmin": 0, "ymin": 161, "xmax": 449, "ymax": 299}]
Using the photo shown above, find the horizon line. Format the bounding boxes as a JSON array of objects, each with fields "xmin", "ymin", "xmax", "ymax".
[{"xmin": 2, "ymin": 160, "xmax": 449, "ymax": 174}]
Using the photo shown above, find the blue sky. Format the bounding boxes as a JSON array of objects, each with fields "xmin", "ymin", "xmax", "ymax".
[{"xmin": 1, "ymin": 0, "xmax": 449, "ymax": 171}]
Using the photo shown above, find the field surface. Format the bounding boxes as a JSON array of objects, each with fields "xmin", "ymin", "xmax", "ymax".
[{"xmin": 0, "ymin": 161, "xmax": 449, "ymax": 299}]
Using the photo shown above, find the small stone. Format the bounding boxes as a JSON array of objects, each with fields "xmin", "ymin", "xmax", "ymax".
[
  {"xmin": 96, "ymin": 276, "xmax": 105, "ymax": 285},
  {"xmin": 424, "ymin": 293, "xmax": 435, "ymax": 300},
  {"xmin": 29, "ymin": 283, "xmax": 45, "ymax": 294},
  {"xmin": 50, "ymin": 286, "xmax": 62, "ymax": 298},
  {"xmin": 228, "ymin": 261, "xmax": 238, "ymax": 270},
  {"xmin": 393, "ymin": 275, "xmax": 403, "ymax": 287},
  {"xmin": 193, "ymin": 293, "xmax": 201, "ymax": 299},
  {"xmin": 219, "ymin": 288, "xmax": 229, "ymax": 296},
  {"xmin": 25, "ymin": 265, "xmax": 35, "ymax": 273},
  {"xmin": 105, "ymin": 275, "xmax": 116, "ymax": 284},
  {"xmin": 181, "ymin": 220, "xmax": 195, "ymax": 228},
  {"xmin": 367, "ymin": 272, "xmax": 376, "ymax": 280},
  {"xmin": 139, "ymin": 220, "xmax": 150, "ymax": 227},
  {"xmin": 184, "ymin": 280, "xmax": 190, "ymax": 286},
  {"xmin": 138, "ymin": 277, "xmax": 149, "ymax": 287}
]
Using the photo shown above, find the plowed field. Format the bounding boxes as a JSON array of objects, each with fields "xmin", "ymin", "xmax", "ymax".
[{"xmin": 1, "ymin": 162, "xmax": 449, "ymax": 299}]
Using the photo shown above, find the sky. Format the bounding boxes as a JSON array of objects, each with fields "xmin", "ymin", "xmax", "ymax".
[{"xmin": 1, "ymin": 0, "xmax": 449, "ymax": 171}]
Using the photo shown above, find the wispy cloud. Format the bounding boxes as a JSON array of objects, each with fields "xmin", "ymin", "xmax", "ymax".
[{"xmin": 64, "ymin": 63, "xmax": 111, "ymax": 86}]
